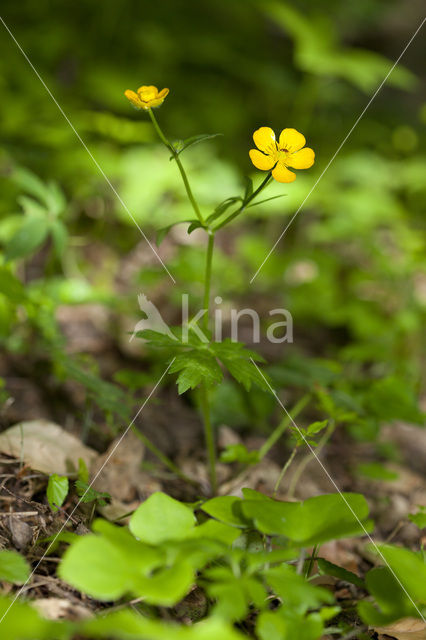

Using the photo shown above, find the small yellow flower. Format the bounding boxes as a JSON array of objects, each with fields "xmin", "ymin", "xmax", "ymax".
[
  {"xmin": 249, "ymin": 127, "xmax": 315, "ymax": 183},
  {"xmin": 124, "ymin": 85, "xmax": 169, "ymax": 110}
]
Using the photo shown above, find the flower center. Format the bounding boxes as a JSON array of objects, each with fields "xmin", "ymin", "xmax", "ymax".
[{"xmin": 278, "ymin": 148, "xmax": 291, "ymax": 164}]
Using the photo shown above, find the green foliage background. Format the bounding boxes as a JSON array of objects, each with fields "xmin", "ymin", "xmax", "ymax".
[{"xmin": 0, "ymin": 0, "xmax": 425, "ymax": 434}]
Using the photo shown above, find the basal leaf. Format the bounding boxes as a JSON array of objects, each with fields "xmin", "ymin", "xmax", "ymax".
[{"xmin": 46, "ymin": 474, "xmax": 69, "ymax": 512}]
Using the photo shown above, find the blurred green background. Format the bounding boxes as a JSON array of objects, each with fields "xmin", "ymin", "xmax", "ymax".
[{"xmin": 0, "ymin": 0, "xmax": 425, "ymax": 440}]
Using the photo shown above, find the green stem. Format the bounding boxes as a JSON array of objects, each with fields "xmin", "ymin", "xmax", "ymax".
[
  {"xmin": 203, "ymin": 232, "xmax": 215, "ymax": 331},
  {"xmin": 200, "ymin": 229, "xmax": 216, "ymax": 492},
  {"xmin": 148, "ymin": 108, "xmax": 204, "ymax": 225},
  {"xmin": 213, "ymin": 172, "xmax": 272, "ymax": 231},
  {"xmin": 288, "ymin": 420, "xmax": 336, "ymax": 498},
  {"xmin": 130, "ymin": 424, "xmax": 198, "ymax": 486},
  {"xmin": 273, "ymin": 445, "xmax": 299, "ymax": 498},
  {"xmin": 305, "ymin": 544, "xmax": 319, "ymax": 579},
  {"xmin": 200, "ymin": 385, "xmax": 217, "ymax": 494},
  {"xmin": 258, "ymin": 394, "xmax": 310, "ymax": 460}
]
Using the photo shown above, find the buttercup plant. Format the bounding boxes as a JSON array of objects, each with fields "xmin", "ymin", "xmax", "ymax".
[{"xmin": 124, "ymin": 84, "xmax": 315, "ymax": 493}]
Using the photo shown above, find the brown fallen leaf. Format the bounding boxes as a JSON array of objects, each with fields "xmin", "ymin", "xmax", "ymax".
[
  {"xmin": 91, "ymin": 430, "xmax": 161, "ymax": 521},
  {"xmin": 0, "ymin": 420, "xmax": 97, "ymax": 475},
  {"xmin": 375, "ymin": 618, "xmax": 426, "ymax": 640},
  {"xmin": 32, "ymin": 597, "xmax": 92, "ymax": 621}
]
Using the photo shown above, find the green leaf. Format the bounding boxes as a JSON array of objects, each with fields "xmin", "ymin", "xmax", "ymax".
[
  {"xmin": 220, "ymin": 443, "xmax": 260, "ymax": 464},
  {"xmin": 129, "ymin": 492, "xmax": 196, "ymax": 543},
  {"xmin": 0, "ymin": 596, "xmax": 51, "ymax": 639},
  {"xmin": 0, "ymin": 550, "xmax": 30, "ymax": 584},
  {"xmin": 241, "ymin": 493, "xmax": 373, "ymax": 545},
  {"xmin": 246, "ymin": 194, "xmax": 286, "ymax": 209},
  {"xmin": 50, "ymin": 220, "xmax": 68, "ymax": 256},
  {"xmin": 187, "ymin": 519, "xmax": 241, "ymax": 545},
  {"xmin": 75, "ymin": 480, "xmax": 110, "ymax": 506},
  {"xmin": 0, "ymin": 268, "xmax": 25, "ymax": 302},
  {"xmin": 317, "ymin": 558, "xmax": 365, "ymax": 588},
  {"xmin": 204, "ymin": 566, "xmax": 265, "ymax": 620},
  {"xmin": 257, "ymin": 610, "xmax": 324, "ymax": 640},
  {"xmin": 356, "ymin": 462, "xmax": 398, "ymax": 481},
  {"xmin": 5, "ymin": 216, "xmax": 49, "ymax": 261},
  {"xmin": 206, "ymin": 197, "xmax": 241, "ymax": 224},
  {"xmin": 77, "ymin": 458, "xmax": 89, "ymax": 484},
  {"xmin": 59, "ymin": 523, "xmax": 179, "ymax": 604},
  {"xmin": 358, "ymin": 565, "xmax": 418, "ymax": 625},
  {"xmin": 210, "ymin": 340, "xmax": 269, "ymax": 392},
  {"xmin": 379, "ymin": 545, "xmax": 426, "ymax": 604},
  {"xmin": 81, "ymin": 609, "xmax": 246, "ymax": 640},
  {"xmin": 408, "ymin": 506, "xmax": 426, "ymax": 530},
  {"xmin": 171, "ymin": 133, "xmax": 222, "ymax": 158},
  {"xmin": 169, "ymin": 350, "xmax": 223, "ymax": 394},
  {"xmin": 265, "ymin": 564, "xmax": 334, "ymax": 614},
  {"xmin": 243, "ymin": 176, "xmax": 253, "ymax": 201},
  {"xmin": 46, "ymin": 474, "xmax": 69, "ymax": 512},
  {"xmin": 201, "ymin": 496, "xmax": 250, "ymax": 528}
]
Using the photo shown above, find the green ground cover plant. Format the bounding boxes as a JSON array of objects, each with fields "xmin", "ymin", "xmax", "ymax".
[{"xmin": 0, "ymin": 2, "xmax": 425, "ymax": 638}]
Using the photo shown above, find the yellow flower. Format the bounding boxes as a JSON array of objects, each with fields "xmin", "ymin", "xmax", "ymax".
[
  {"xmin": 249, "ymin": 127, "xmax": 315, "ymax": 183},
  {"xmin": 124, "ymin": 85, "xmax": 169, "ymax": 110}
]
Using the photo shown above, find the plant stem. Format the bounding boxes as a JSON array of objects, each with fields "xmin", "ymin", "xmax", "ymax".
[
  {"xmin": 200, "ymin": 229, "xmax": 217, "ymax": 492},
  {"xmin": 213, "ymin": 172, "xmax": 272, "ymax": 231},
  {"xmin": 130, "ymin": 424, "xmax": 198, "ymax": 486},
  {"xmin": 273, "ymin": 445, "xmax": 299, "ymax": 498},
  {"xmin": 288, "ymin": 420, "xmax": 336, "ymax": 498},
  {"xmin": 258, "ymin": 394, "xmax": 310, "ymax": 460},
  {"xmin": 203, "ymin": 231, "xmax": 215, "ymax": 331},
  {"xmin": 199, "ymin": 385, "xmax": 217, "ymax": 494},
  {"xmin": 148, "ymin": 108, "xmax": 204, "ymax": 225},
  {"xmin": 305, "ymin": 544, "xmax": 319, "ymax": 579}
]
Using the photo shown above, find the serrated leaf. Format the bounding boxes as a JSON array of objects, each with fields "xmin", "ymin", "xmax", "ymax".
[
  {"xmin": 170, "ymin": 133, "xmax": 222, "ymax": 158},
  {"xmin": 210, "ymin": 341, "xmax": 269, "ymax": 391},
  {"xmin": 169, "ymin": 350, "xmax": 223, "ymax": 393},
  {"xmin": 75, "ymin": 480, "xmax": 111, "ymax": 506},
  {"xmin": 47, "ymin": 474, "xmax": 69, "ymax": 512},
  {"xmin": 136, "ymin": 328, "xmax": 181, "ymax": 347},
  {"xmin": 5, "ymin": 216, "xmax": 49, "ymax": 261}
]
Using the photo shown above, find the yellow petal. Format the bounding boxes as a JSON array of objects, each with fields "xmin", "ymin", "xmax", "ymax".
[
  {"xmin": 253, "ymin": 127, "xmax": 277, "ymax": 155},
  {"xmin": 286, "ymin": 147, "xmax": 315, "ymax": 169},
  {"xmin": 157, "ymin": 88, "xmax": 169, "ymax": 99},
  {"xmin": 249, "ymin": 149, "xmax": 276, "ymax": 171},
  {"xmin": 279, "ymin": 128, "xmax": 306, "ymax": 153},
  {"xmin": 272, "ymin": 162, "xmax": 296, "ymax": 183},
  {"xmin": 124, "ymin": 90, "xmax": 143, "ymax": 108},
  {"xmin": 137, "ymin": 85, "xmax": 158, "ymax": 95},
  {"xmin": 146, "ymin": 97, "xmax": 166, "ymax": 109}
]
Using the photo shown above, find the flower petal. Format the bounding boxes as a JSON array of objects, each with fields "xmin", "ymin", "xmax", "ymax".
[
  {"xmin": 146, "ymin": 97, "xmax": 166, "ymax": 109},
  {"xmin": 157, "ymin": 88, "xmax": 169, "ymax": 99},
  {"xmin": 272, "ymin": 162, "xmax": 296, "ymax": 183},
  {"xmin": 279, "ymin": 128, "xmax": 306, "ymax": 153},
  {"xmin": 249, "ymin": 149, "xmax": 276, "ymax": 171},
  {"xmin": 286, "ymin": 147, "xmax": 315, "ymax": 169},
  {"xmin": 137, "ymin": 85, "xmax": 158, "ymax": 95},
  {"xmin": 253, "ymin": 127, "xmax": 277, "ymax": 155},
  {"xmin": 124, "ymin": 90, "xmax": 143, "ymax": 108}
]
